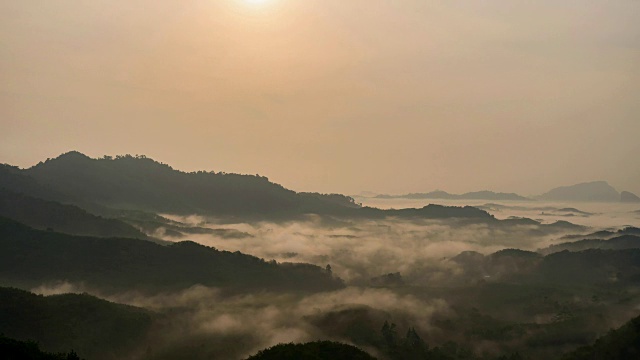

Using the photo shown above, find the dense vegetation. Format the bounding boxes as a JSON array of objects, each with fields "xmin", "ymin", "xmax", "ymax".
[
  {"xmin": 0, "ymin": 217, "xmax": 344, "ymax": 293},
  {"xmin": 562, "ymin": 314, "xmax": 640, "ymax": 360},
  {"xmin": 450, "ymin": 247, "xmax": 640, "ymax": 286},
  {"xmin": 245, "ymin": 341, "xmax": 377, "ymax": 360},
  {"xmin": 0, "ymin": 152, "xmax": 493, "ymax": 220},
  {"xmin": 0, "ymin": 287, "xmax": 150, "ymax": 359},
  {"xmin": 540, "ymin": 235, "xmax": 640, "ymax": 255},
  {"xmin": 0, "ymin": 335, "xmax": 82, "ymax": 360},
  {"xmin": 0, "ymin": 188, "xmax": 148, "ymax": 239},
  {"xmin": 1, "ymin": 152, "xmax": 639, "ymax": 360}
]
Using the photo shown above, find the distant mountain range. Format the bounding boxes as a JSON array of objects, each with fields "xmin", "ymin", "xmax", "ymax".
[
  {"xmin": 362, "ymin": 181, "xmax": 640, "ymax": 203},
  {"xmin": 374, "ymin": 190, "xmax": 529, "ymax": 201}
]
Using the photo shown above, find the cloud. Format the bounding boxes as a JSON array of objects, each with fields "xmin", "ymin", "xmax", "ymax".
[{"xmin": 157, "ymin": 213, "xmax": 590, "ymax": 285}]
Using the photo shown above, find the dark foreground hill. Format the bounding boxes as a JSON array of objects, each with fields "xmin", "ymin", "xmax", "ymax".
[
  {"xmin": 0, "ymin": 287, "xmax": 150, "ymax": 360},
  {"xmin": 0, "ymin": 217, "xmax": 344, "ymax": 293},
  {"xmin": 562, "ymin": 314, "xmax": 640, "ymax": 360},
  {"xmin": 0, "ymin": 335, "xmax": 83, "ymax": 360},
  {"xmin": 2, "ymin": 152, "xmax": 493, "ymax": 221},
  {"xmin": 245, "ymin": 341, "xmax": 377, "ymax": 360}
]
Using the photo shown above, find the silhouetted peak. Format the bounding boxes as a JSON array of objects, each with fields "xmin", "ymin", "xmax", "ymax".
[
  {"xmin": 621, "ymin": 191, "xmax": 640, "ymax": 203},
  {"xmin": 538, "ymin": 181, "xmax": 619, "ymax": 202},
  {"xmin": 31, "ymin": 151, "xmax": 92, "ymax": 169},
  {"xmin": 54, "ymin": 151, "xmax": 91, "ymax": 162},
  {"xmin": 60, "ymin": 150, "xmax": 89, "ymax": 158},
  {"xmin": 451, "ymin": 251, "xmax": 485, "ymax": 263},
  {"xmin": 490, "ymin": 248, "xmax": 541, "ymax": 258},
  {"xmin": 171, "ymin": 240, "xmax": 209, "ymax": 249}
]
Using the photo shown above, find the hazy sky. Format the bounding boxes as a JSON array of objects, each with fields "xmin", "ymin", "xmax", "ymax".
[{"xmin": 1, "ymin": 0, "xmax": 639, "ymax": 196}]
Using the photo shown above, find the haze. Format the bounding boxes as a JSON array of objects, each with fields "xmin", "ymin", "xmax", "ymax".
[{"xmin": 1, "ymin": 0, "xmax": 639, "ymax": 195}]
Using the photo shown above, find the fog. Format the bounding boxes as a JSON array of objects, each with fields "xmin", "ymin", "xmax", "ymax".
[
  {"xmin": 155, "ymin": 201, "xmax": 638, "ymax": 285},
  {"xmin": 355, "ymin": 198, "xmax": 640, "ymax": 228},
  {"xmin": 33, "ymin": 283, "xmax": 449, "ymax": 359},
  {"xmin": 27, "ymin": 201, "xmax": 640, "ymax": 359}
]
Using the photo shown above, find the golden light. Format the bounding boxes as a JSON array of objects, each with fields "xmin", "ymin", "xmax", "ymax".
[{"xmin": 244, "ymin": 0, "xmax": 270, "ymax": 5}]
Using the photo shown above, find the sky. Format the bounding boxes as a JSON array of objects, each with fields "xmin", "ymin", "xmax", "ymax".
[{"xmin": 1, "ymin": 0, "xmax": 639, "ymax": 196}]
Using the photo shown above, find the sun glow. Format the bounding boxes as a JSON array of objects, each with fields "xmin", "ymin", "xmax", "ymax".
[{"xmin": 244, "ymin": 0, "xmax": 270, "ymax": 5}]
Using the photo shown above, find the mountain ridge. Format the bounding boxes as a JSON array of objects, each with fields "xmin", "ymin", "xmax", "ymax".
[
  {"xmin": 373, "ymin": 190, "xmax": 530, "ymax": 201},
  {"xmin": 0, "ymin": 216, "xmax": 344, "ymax": 294},
  {"xmin": 2, "ymin": 152, "xmax": 493, "ymax": 221}
]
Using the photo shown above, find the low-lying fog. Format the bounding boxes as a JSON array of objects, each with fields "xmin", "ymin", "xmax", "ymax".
[
  {"xmin": 34, "ymin": 283, "xmax": 447, "ymax": 360},
  {"xmin": 32, "ymin": 200, "xmax": 640, "ymax": 360},
  {"xmin": 157, "ymin": 200, "xmax": 638, "ymax": 285},
  {"xmin": 354, "ymin": 198, "xmax": 640, "ymax": 228}
]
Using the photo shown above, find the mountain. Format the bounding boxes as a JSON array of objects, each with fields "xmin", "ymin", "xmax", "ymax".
[
  {"xmin": 0, "ymin": 287, "xmax": 151, "ymax": 360},
  {"xmin": 562, "ymin": 314, "xmax": 640, "ymax": 360},
  {"xmin": 451, "ymin": 249, "xmax": 543, "ymax": 282},
  {"xmin": 245, "ymin": 341, "xmax": 377, "ymax": 360},
  {"xmin": 357, "ymin": 204, "xmax": 491, "ymax": 220},
  {"xmin": 621, "ymin": 191, "xmax": 640, "ymax": 203},
  {"xmin": 451, "ymin": 247, "xmax": 640, "ymax": 286},
  {"xmin": 560, "ymin": 227, "xmax": 640, "ymax": 241},
  {"xmin": 539, "ymin": 235, "xmax": 640, "ymax": 255},
  {"xmin": 0, "ymin": 217, "xmax": 344, "ymax": 293},
  {"xmin": 1, "ymin": 152, "xmax": 492, "ymax": 220},
  {"xmin": 538, "ymin": 181, "xmax": 620, "ymax": 202},
  {"xmin": 376, "ymin": 190, "xmax": 530, "ymax": 201},
  {"xmin": 0, "ymin": 164, "xmax": 70, "ymax": 203},
  {"xmin": 23, "ymin": 151, "xmax": 307, "ymax": 217},
  {"xmin": 0, "ymin": 188, "xmax": 149, "ymax": 240},
  {"xmin": 538, "ymin": 249, "xmax": 640, "ymax": 285}
]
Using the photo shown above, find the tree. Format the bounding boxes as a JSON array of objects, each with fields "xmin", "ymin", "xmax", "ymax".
[{"xmin": 381, "ymin": 321, "xmax": 398, "ymax": 349}]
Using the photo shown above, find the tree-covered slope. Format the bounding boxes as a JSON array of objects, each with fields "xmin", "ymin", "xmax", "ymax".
[
  {"xmin": 11, "ymin": 152, "xmax": 492, "ymax": 220},
  {"xmin": 540, "ymin": 235, "xmax": 640, "ymax": 255},
  {"xmin": 562, "ymin": 314, "xmax": 640, "ymax": 360},
  {"xmin": 0, "ymin": 188, "xmax": 148, "ymax": 239},
  {"xmin": 23, "ymin": 152, "xmax": 326, "ymax": 217},
  {"xmin": 0, "ymin": 164, "xmax": 70, "ymax": 203},
  {"xmin": 0, "ymin": 217, "xmax": 344, "ymax": 293},
  {"xmin": 0, "ymin": 334, "xmax": 83, "ymax": 360},
  {"xmin": 450, "ymin": 247, "xmax": 640, "ymax": 286},
  {"xmin": 245, "ymin": 341, "xmax": 377, "ymax": 360},
  {"xmin": 0, "ymin": 287, "xmax": 149, "ymax": 360}
]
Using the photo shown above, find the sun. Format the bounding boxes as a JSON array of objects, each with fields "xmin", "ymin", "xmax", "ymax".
[{"xmin": 244, "ymin": 0, "xmax": 269, "ymax": 5}]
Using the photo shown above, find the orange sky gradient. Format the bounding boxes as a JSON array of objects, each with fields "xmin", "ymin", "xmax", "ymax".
[{"xmin": 1, "ymin": 0, "xmax": 639, "ymax": 196}]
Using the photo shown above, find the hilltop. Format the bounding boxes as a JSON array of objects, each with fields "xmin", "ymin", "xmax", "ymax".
[{"xmin": 2, "ymin": 152, "xmax": 493, "ymax": 221}]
